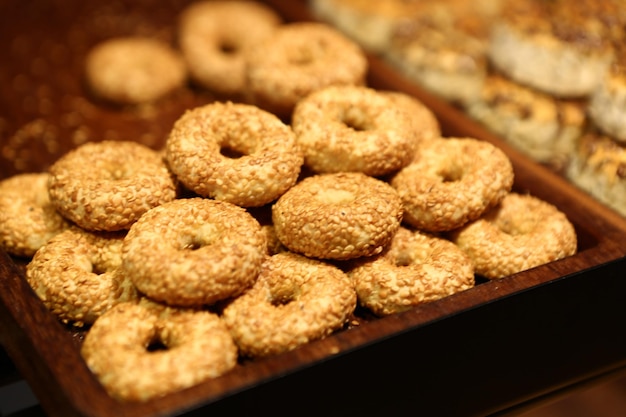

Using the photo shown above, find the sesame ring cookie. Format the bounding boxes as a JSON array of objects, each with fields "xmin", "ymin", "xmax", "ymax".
[
  {"xmin": 25, "ymin": 227, "xmax": 137, "ymax": 327},
  {"xmin": 178, "ymin": 0, "xmax": 281, "ymax": 96},
  {"xmin": 166, "ymin": 102, "xmax": 303, "ymax": 207},
  {"xmin": 48, "ymin": 140, "xmax": 177, "ymax": 232},
  {"xmin": 0, "ymin": 173, "xmax": 70, "ymax": 257},
  {"xmin": 487, "ymin": 0, "xmax": 622, "ymax": 98},
  {"xmin": 349, "ymin": 227, "xmax": 474, "ymax": 316},
  {"xmin": 391, "ymin": 137, "xmax": 514, "ymax": 232},
  {"xmin": 272, "ymin": 172, "xmax": 403, "ymax": 260},
  {"xmin": 449, "ymin": 192, "xmax": 577, "ymax": 279},
  {"xmin": 245, "ymin": 22, "xmax": 368, "ymax": 119},
  {"xmin": 222, "ymin": 251, "xmax": 357, "ymax": 357},
  {"xmin": 85, "ymin": 37, "xmax": 187, "ymax": 105},
  {"xmin": 291, "ymin": 86, "xmax": 426, "ymax": 177},
  {"xmin": 121, "ymin": 198, "xmax": 266, "ymax": 307},
  {"xmin": 81, "ymin": 300, "xmax": 238, "ymax": 402}
]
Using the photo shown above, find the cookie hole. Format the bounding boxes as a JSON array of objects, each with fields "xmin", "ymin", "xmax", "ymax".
[
  {"xmin": 271, "ymin": 295, "xmax": 294, "ymax": 306},
  {"xmin": 341, "ymin": 108, "xmax": 373, "ymax": 132},
  {"xmin": 146, "ymin": 336, "xmax": 168, "ymax": 352},
  {"xmin": 182, "ymin": 224, "xmax": 219, "ymax": 250},
  {"xmin": 438, "ymin": 166, "xmax": 464, "ymax": 183},
  {"xmin": 270, "ymin": 284, "xmax": 299, "ymax": 306},
  {"xmin": 394, "ymin": 255, "xmax": 414, "ymax": 267},
  {"xmin": 220, "ymin": 144, "xmax": 246, "ymax": 159},
  {"xmin": 219, "ymin": 40, "xmax": 238, "ymax": 55},
  {"xmin": 184, "ymin": 240, "xmax": 204, "ymax": 251},
  {"xmin": 91, "ymin": 264, "xmax": 107, "ymax": 275}
]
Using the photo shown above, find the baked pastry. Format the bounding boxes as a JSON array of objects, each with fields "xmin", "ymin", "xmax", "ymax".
[
  {"xmin": 488, "ymin": 0, "xmax": 623, "ymax": 98},
  {"xmin": 309, "ymin": 0, "xmax": 420, "ymax": 53},
  {"xmin": 589, "ymin": 46, "xmax": 626, "ymax": 144},
  {"xmin": 566, "ymin": 128, "xmax": 626, "ymax": 217},
  {"xmin": 466, "ymin": 71, "xmax": 587, "ymax": 170},
  {"xmin": 384, "ymin": 0, "xmax": 497, "ymax": 105}
]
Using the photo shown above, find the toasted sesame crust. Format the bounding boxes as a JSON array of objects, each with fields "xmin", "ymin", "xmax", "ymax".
[
  {"xmin": 291, "ymin": 86, "xmax": 428, "ymax": 176},
  {"xmin": 0, "ymin": 172, "xmax": 70, "ymax": 257},
  {"xmin": 85, "ymin": 37, "xmax": 187, "ymax": 105},
  {"xmin": 121, "ymin": 198, "xmax": 266, "ymax": 307},
  {"xmin": 382, "ymin": 91, "xmax": 441, "ymax": 143},
  {"xmin": 391, "ymin": 137, "xmax": 514, "ymax": 232},
  {"xmin": 349, "ymin": 227, "xmax": 474, "ymax": 316},
  {"xmin": 48, "ymin": 140, "xmax": 178, "ymax": 231},
  {"xmin": 272, "ymin": 172, "xmax": 403, "ymax": 260},
  {"xmin": 245, "ymin": 22, "xmax": 368, "ymax": 119},
  {"xmin": 25, "ymin": 227, "xmax": 137, "ymax": 326},
  {"xmin": 222, "ymin": 251, "xmax": 356, "ymax": 357},
  {"xmin": 178, "ymin": 1, "xmax": 282, "ymax": 96},
  {"xmin": 449, "ymin": 193, "xmax": 577, "ymax": 279},
  {"xmin": 166, "ymin": 102, "xmax": 303, "ymax": 207},
  {"xmin": 81, "ymin": 301, "xmax": 238, "ymax": 402}
]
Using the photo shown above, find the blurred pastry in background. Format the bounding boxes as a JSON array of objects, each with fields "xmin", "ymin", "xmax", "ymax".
[
  {"xmin": 85, "ymin": 37, "xmax": 187, "ymax": 105},
  {"xmin": 488, "ymin": 0, "xmax": 624, "ymax": 98},
  {"xmin": 178, "ymin": 0, "xmax": 282, "ymax": 97},
  {"xmin": 384, "ymin": 0, "xmax": 500, "ymax": 105},
  {"xmin": 589, "ymin": 45, "xmax": 626, "ymax": 144},
  {"xmin": 466, "ymin": 71, "xmax": 587, "ymax": 171},
  {"xmin": 309, "ymin": 0, "xmax": 421, "ymax": 53},
  {"xmin": 566, "ymin": 128, "xmax": 626, "ymax": 217}
]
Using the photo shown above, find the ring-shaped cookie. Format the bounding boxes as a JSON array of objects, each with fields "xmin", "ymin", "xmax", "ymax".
[
  {"xmin": 81, "ymin": 301, "xmax": 238, "ymax": 402},
  {"xmin": 292, "ymin": 86, "xmax": 428, "ymax": 176},
  {"xmin": 245, "ymin": 22, "xmax": 368, "ymax": 119},
  {"xmin": 222, "ymin": 251, "xmax": 356, "ymax": 357},
  {"xmin": 391, "ymin": 137, "xmax": 514, "ymax": 232},
  {"xmin": 121, "ymin": 198, "xmax": 266, "ymax": 307},
  {"xmin": 26, "ymin": 227, "xmax": 137, "ymax": 326},
  {"xmin": 0, "ymin": 172, "xmax": 70, "ymax": 257},
  {"xmin": 85, "ymin": 37, "xmax": 187, "ymax": 105},
  {"xmin": 349, "ymin": 227, "xmax": 474, "ymax": 316},
  {"xmin": 448, "ymin": 192, "xmax": 577, "ymax": 279},
  {"xmin": 166, "ymin": 102, "xmax": 303, "ymax": 207},
  {"xmin": 178, "ymin": 0, "xmax": 282, "ymax": 96},
  {"xmin": 272, "ymin": 172, "xmax": 403, "ymax": 260},
  {"xmin": 48, "ymin": 140, "xmax": 178, "ymax": 232}
]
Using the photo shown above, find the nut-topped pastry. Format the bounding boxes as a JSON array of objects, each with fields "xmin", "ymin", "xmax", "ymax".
[
  {"xmin": 589, "ymin": 45, "xmax": 626, "ymax": 144},
  {"xmin": 466, "ymin": 71, "xmax": 587, "ymax": 171},
  {"xmin": 566, "ymin": 128, "xmax": 626, "ymax": 217},
  {"xmin": 384, "ymin": 0, "xmax": 500, "ymax": 105},
  {"xmin": 309, "ymin": 0, "xmax": 423, "ymax": 53},
  {"xmin": 488, "ymin": 0, "xmax": 625, "ymax": 98}
]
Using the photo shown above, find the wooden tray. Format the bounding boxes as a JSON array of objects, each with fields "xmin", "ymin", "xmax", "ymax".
[{"xmin": 2, "ymin": 1, "xmax": 626, "ymax": 416}]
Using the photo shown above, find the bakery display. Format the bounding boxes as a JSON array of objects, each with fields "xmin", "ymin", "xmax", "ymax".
[{"xmin": 1, "ymin": 1, "xmax": 626, "ymax": 417}]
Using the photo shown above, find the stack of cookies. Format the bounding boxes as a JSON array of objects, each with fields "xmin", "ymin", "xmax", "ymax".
[{"xmin": 310, "ymin": 0, "xmax": 626, "ymax": 218}]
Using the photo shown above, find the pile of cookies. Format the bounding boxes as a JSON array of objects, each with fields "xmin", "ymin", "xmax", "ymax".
[
  {"xmin": 311, "ymin": 0, "xmax": 626, "ymax": 217},
  {"xmin": 0, "ymin": 0, "xmax": 580, "ymax": 403}
]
